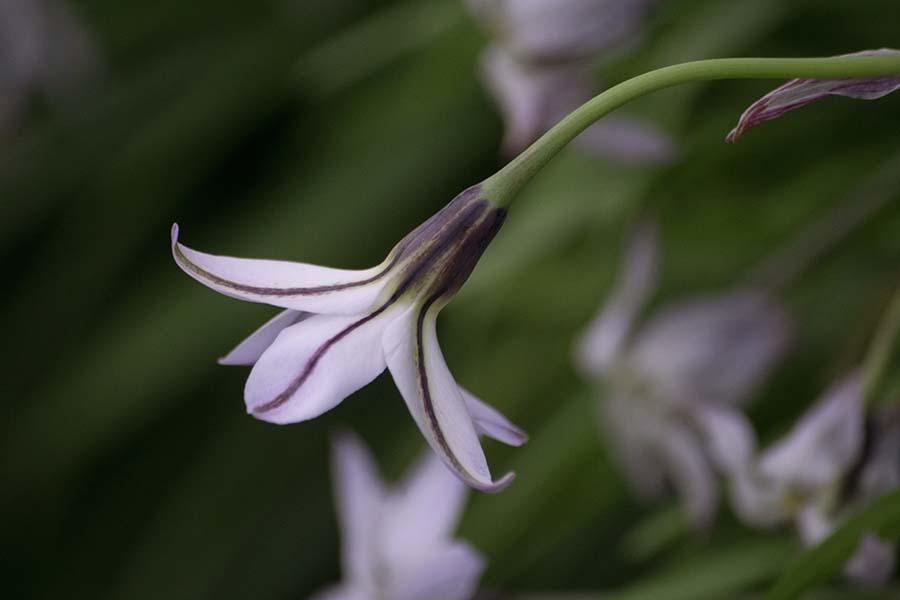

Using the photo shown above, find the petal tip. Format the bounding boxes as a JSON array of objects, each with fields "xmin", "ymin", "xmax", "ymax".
[
  {"xmin": 170, "ymin": 223, "xmax": 180, "ymax": 247},
  {"xmin": 474, "ymin": 470, "xmax": 516, "ymax": 494},
  {"xmin": 217, "ymin": 354, "xmax": 239, "ymax": 366}
]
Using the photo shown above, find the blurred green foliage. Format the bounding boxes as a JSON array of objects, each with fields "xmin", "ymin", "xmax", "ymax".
[{"xmin": 2, "ymin": 0, "xmax": 900, "ymax": 598}]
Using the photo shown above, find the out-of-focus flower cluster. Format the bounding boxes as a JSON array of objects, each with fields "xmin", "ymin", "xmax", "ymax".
[
  {"xmin": 576, "ymin": 220, "xmax": 900, "ymax": 585},
  {"xmin": 464, "ymin": 0, "xmax": 675, "ymax": 162}
]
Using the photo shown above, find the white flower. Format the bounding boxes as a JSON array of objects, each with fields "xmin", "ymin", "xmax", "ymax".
[
  {"xmin": 312, "ymin": 430, "xmax": 485, "ymax": 600},
  {"xmin": 726, "ymin": 373, "xmax": 864, "ymax": 529},
  {"xmin": 727, "ymin": 48, "xmax": 900, "ymax": 142},
  {"xmin": 730, "ymin": 372, "xmax": 898, "ymax": 585},
  {"xmin": 575, "ymin": 221, "xmax": 790, "ymax": 527},
  {"xmin": 172, "ymin": 185, "xmax": 527, "ymax": 492}
]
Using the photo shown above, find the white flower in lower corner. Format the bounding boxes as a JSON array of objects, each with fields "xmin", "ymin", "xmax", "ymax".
[
  {"xmin": 730, "ymin": 372, "xmax": 899, "ymax": 585},
  {"xmin": 312, "ymin": 431, "xmax": 485, "ymax": 600},
  {"xmin": 172, "ymin": 184, "xmax": 527, "ymax": 492},
  {"xmin": 727, "ymin": 48, "xmax": 900, "ymax": 142},
  {"xmin": 574, "ymin": 220, "xmax": 790, "ymax": 527}
]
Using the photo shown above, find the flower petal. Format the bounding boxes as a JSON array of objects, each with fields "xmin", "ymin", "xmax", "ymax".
[
  {"xmin": 727, "ymin": 49, "xmax": 900, "ymax": 142},
  {"xmin": 631, "ymin": 290, "xmax": 790, "ymax": 407},
  {"xmin": 480, "ymin": 45, "xmax": 600, "ymax": 156},
  {"xmin": 727, "ymin": 467, "xmax": 786, "ymax": 528},
  {"xmin": 460, "ymin": 387, "xmax": 528, "ymax": 446},
  {"xmin": 845, "ymin": 534, "xmax": 896, "ymax": 586},
  {"xmin": 218, "ymin": 309, "xmax": 310, "ymax": 366},
  {"xmin": 759, "ymin": 372, "xmax": 863, "ymax": 491},
  {"xmin": 383, "ymin": 452, "xmax": 469, "ymax": 563},
  {"xmin": 796, "ymin": 502, "xmax": 835, "ymax": 546},
  {"xmin": 383, "ymin": 304, "xmax": 514, "ymax": 493},
  {"xmin": 575, "ymin": 219, "xmax": 659, "ymax": 375},
  {"xmin": 692, "ymin": 405, "xmax": 757, "ymax": 476},
  {"xmin": 601, "ymin": 394, "xmax": 667, "ymax": 500},
  {"xmin": 392, "ymin": 542, "xmax": 485, "ymax": 600},
  {"xmin": 331, "ymin": 430, "xmax": 384, "ymax": 586},
  {"xmin": 171, "ymin": 224, "xmax": 393, "ymax": 315},
  {"xmin": 658, "ymin": 422, "xmax": 719, "ymax": 529},
  {"xmin": 469, "ymin": 0, "xmax": 655, "ymax": 63},
  {"xmin": 245, "ymin": 308, "xmax": 397, "ymax": 424}
]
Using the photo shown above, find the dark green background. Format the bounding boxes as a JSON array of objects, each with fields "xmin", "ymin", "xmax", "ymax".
[{"xmin": 2, "ymin": 0, "xmax": 900, "ymax": 598}]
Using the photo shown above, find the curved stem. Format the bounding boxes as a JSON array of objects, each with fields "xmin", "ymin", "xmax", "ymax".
[
  {"xmin": 482, "ymin": 55, "xmax": 900, "ymax": 207},
  {"xmin": 862, "ymin": 282, "xmax": 900, "ymax": 407}
]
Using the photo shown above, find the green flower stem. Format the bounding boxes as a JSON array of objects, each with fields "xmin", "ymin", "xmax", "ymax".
[
  {"xmin": 862, "ymin": 282, "xmax": 900, "ymax": 407},
  {"xmin": 482, "ymin": 55, "xmax": 900, "ymax": 207}
]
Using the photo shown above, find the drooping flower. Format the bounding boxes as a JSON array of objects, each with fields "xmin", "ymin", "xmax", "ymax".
[
  {"xmin": 172, "ymin": 185, "xmax": 527, "ymax": 492},
  {"xmin": 311, "ymin": 430, "xmax": 485, "ymax": 600},
  {"xmin": 729, "ymin": 372, "xmax": 899, "ymax": 585},
  {"xmin": 574, "ymin": 220, "xmax": 790, "ymax": 527},
  {"xmin": 726, "ymin": 48, "xmax": 900, "ymax": 142},
  {"xmin": 466, "ymin": 0, "xmax": 674, "ymax": 161}
]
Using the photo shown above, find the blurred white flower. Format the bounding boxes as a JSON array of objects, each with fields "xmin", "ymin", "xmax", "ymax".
[
  {"xmin": 467, "ymin": 0, "xmax": 674, "ymax": 161},
  {"xmin": 574, "ymin": 221, "xmax": 790, "ymax": 527},
  {"xmin": 173, "ymin": 185, "xmax": 527, "ymax": 492},
  {"xmin": 312, "ymin": 430, "xmax": 485, "ymax": 600},
  {"xmin": 481, "ymin": 46, "xmax": 675, "ymax": 161},
  {"xmin": 465, "ymin": 0, "xmax": 656, "ymax": 64},
  {"xmin": 0, "ymin": 0, "xmax": 98, "ymax": 138},
  {"xmin": 727, "ymin": 48, "xmax": 900, "ymax": 142},
  {"xmin": 730, "ymin": 372, "xmax": 899, "ymax": 585}
]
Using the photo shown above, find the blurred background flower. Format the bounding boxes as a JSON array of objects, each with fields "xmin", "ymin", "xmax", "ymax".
[{"xmin": 2, "ymin": 0, "xmax": 900, "ymax": 598}]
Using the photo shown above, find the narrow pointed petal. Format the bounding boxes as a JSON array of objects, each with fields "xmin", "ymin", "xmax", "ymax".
[
  {"xmin": 331, "ymin": 431, "xmax": 384, "ymax": 586},
  {"xmin": 659, "ymin": 423, "xmax": 719, "ymax": 529},
  {"xmin": 479, "ymin": 45, "xmax": 576, "ymax": 156},
  {"xmin": 460, "ymin": 388, "xmax": 528, "ymax": 446},
  {"xmin": 393, "ymin": 542, "xmax": 485, "ymax": 600},
  {"xmin": 171, "ymin": 224, "xmax": 393, "ymax": 315},
  {"xmin": 245, "ymin": 308, "xmax": 397, "ymax": 424},
  {"xmin": 727, "ymin": 49, "xmax": 900, "ymax": 142},
  {"xmin": 384, "ymin": 305, "xmax": 514, "ymax": 493},
  {"xmin": 693, "ymin": 405, "xmax": 757, "ymax": 476},
  {"xmin": 383, "ymin": 452, "xmax": 468, "ymax": 562},
  {"xmin": 759, "ymin": 372, "xmax": 863, "ymax": 490},
  {"xmin": 602, "ymin": 395, "xmax": 667, "ymax": 500},
  {"xmin": 575, "ymin": 219, "xmax": 659, "ymax": 375},
  {"xmin": 218, "ymin": 309, "xmax": 309, "ymax": 366}
]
